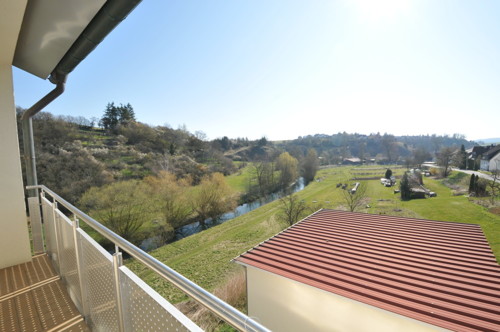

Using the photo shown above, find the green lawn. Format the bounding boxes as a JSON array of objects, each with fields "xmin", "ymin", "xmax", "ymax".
[
  {"xmin": 127, "ymin": 166, "xmax": 500, "ymax": 304},
  {"xmin": 225, "ymin": 164, "xmax": 254, "ymax": 193}
]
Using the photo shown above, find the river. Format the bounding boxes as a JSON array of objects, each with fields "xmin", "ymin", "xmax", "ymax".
[{"xmin": 140, "ymin": 177, "xmax": 306, "ymax": 250}]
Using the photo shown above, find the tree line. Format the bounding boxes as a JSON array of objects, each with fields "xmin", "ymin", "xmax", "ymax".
[
  {"xmin": 281, "ymin": 132, "xmax": 475, "ymax": 166},
  {"xmin": 244, "ymin": 149, "xmax": 318, "ymax": 201},
  {"xmin": 79, "ymin": 171, "xmax": 238, "ymax": 247}
]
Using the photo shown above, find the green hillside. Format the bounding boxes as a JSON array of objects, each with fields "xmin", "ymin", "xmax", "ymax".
[{"xmin": 128, "ymin": 166, "xmax": 500, "ymax": 305}]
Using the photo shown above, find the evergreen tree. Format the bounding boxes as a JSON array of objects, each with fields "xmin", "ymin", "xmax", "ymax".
[
  {"xmin": 475, "ymin": 174, "xmax": 483, "ymax": 195},
  {"xmin": 400, "ymin": 173, "xmax": 411, "ymax": 201},
  {"xmin": 459, "ymin": 144, "xmax": 467, "ymax": 169},
  {"xmin": 469, "ymin": 174, "xmax": 475, "ymax": 194},
  {"xmin": 169, "ymin": 143, "xmax": 176, "ymax": 156},
  {"xmin": 99, "ymin": 102, "xmax": 136, "ymax": 131},
  {"xmin": 100, "ymin": 102, "xmax": 120, "ymax": 130},
  {"xmin": 119, "ymin": 103, "xmax": 135, "ymax": 125},
  {"xmin": 385, "ymin": 169, "xmax": 392, "ymax": 179}
]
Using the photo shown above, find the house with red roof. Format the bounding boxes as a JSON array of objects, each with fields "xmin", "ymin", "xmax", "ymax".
[{"xmin": 235, "ymin": 209, "xmax": 500, "ymax": 332}]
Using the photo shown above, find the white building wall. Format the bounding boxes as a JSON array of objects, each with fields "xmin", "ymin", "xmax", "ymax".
[
  {"xmin": 480, "ymin": 159, "xmax": 490, "ymax": 171},
  {"xmin": 0, "ymin": 65, "xmax": 32, "ymax": 268},
  {"xmin": 0, "ymin": 0, "xmax": 32, "ymax": 269},
  {"xmin": 246, "ymin": 266, "xmax": 450, "ymax": 332},
  {"xmin": 489, "ymin": 153, "xmax": 500, "ymax": 172}
]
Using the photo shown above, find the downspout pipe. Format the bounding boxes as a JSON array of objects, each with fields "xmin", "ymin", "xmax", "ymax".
[{"xmin": 21, "ymin": 73, "xmax": 67, "ymax": 197}]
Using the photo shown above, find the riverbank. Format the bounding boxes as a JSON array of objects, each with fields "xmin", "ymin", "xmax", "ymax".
[
  {"xmin": 139, "ymin": 177, "xmax": 305, "ymax": 250},
  {"xmin": 127, "ymin": 166, "xmax": 500, "ymax": 305}
]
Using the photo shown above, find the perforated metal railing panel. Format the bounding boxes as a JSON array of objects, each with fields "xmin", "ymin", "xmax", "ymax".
[
  {"xmin": 78, "ymin": 229, "xmax": 119, "ymax": 331},
  {"xmin": 28, "ymin": 197, "xmax": 44, "ymax": 254},
  {"xmin": 120, "ymin": 266, "xmax": 203, "ymax": 332},
  {"xmin": 56, "ymin": 210, "xmax": 83, "ymax": 312},
  {"xmin": 0, "ymin": 254, "xmax": 90, "ymax": 332},
  {"xmin": 35, "ymin": 188, "xmax": 227, "ymax": 332},
  {"xmin": 41, "ymin": 197, "xmax": 58, "ymax": 267}
]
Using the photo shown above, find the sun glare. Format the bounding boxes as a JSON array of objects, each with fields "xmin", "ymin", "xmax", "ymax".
[{"xmin": 350, "ymin": 0, "xmax": 411, "ymax": 23}]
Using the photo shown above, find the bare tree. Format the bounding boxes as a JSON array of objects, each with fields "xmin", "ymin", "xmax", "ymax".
[
  {"xmin": 192, "ymin": 173, "xmax": 238, "ymax": 223},
  {"xmin": 278, "ymin": 193, "xmax": 308, "ymax": 226},
  {"xmin": 382, "ymin": 134, "xmax": 397, "ymax": 162},
  {"xmin": 437, "ymin": 146, "xmax": 455, "ymax": 178},
  {"xmin": 276, "ymin": 152, "xmax": 299, "ymax": 191},
  {"xmin": 302, "ymin": 149, "xmax": 319, "ymax": 184},
  {"xmin": 79, "ymin": 180, "xmax": 150, "ymax": 242},
  {"xmin": 488, "ymin": 161, "xmax": 500, "ymax": 204},
  {"xmin": 194, "ymin": 130, "xmax": 207, "ymax": 141},
  {"xmin": 145, "ymin": 171, "xmax": 192, "ymax": 228},
  {"xmin": 341, "ymin": 181, "xmax": 368, "ymax": 212},
  {"xmin": 412, "ymin": 148, "xmax": 431, "ymax": 167},
  {"xmin": 253, "ymin": 161, "xmax": 276, "ymax": 196}
]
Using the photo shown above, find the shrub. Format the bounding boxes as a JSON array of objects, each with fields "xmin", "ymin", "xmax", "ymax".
[
  {"xmin": 400, "ymin": 173, "xmax": 411, "ymax": 201},
  {"xmin": 175, "ymin": 269, "xmax": 247, "ymax": 332},
  {"xmin": 79, "ymin": 180, "xmax": 151, "ymax": 243}
]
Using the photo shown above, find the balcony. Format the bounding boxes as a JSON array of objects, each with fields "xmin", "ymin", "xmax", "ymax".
[
  {"xmin": 0, "ymin": 185, "xmax": 269, "ymax": 332},
  {"xmin": 0, "ymin": 254, "xmax": 90, "ymax": 332}
]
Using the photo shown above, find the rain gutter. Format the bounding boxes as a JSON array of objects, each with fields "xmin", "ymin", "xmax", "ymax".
[{"xmin": 49, "ymin": 0, "xmax": 142, "ymax": 82}]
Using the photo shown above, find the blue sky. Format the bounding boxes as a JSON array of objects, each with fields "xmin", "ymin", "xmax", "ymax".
[{"xmin": 13, "ymin": 0, "xmax": 500, "ymax": 141}]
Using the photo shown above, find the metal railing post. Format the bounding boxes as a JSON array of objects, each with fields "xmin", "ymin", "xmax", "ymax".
[
  {"xmin": 40, "ymin": 191, "xmax": 51, "ymax": 254},
  {"xmin": 28, "ymin": 188, "xmax": 44, "ymax": 254},
  {"xmin": 113, "ymin": 251, "xmax": 125, "ymax": 332},
  {"xmin": 72, "ymin": 215, "xmax": 88, "ymax": 319},
  {"xmin": 51, "ymin": 200, "xmax": 62, "ymax": 273}
]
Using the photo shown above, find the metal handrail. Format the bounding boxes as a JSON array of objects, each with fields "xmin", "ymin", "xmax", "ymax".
[{"xmin": 28, "ymin": 185, "xmax": 270, "ymax": 332}]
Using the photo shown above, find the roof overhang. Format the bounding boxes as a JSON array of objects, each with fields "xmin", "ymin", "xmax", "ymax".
[
  {"xmin": 13, "ymin": 0, "xmax": 106, "ymax": 79},
  {"xmin": 12, "ymin": 0, "xmax": 142, "ymax": 82},
  {"xmin": 0, "ymin": 0, "xmax": 27, "ymax": 66}
]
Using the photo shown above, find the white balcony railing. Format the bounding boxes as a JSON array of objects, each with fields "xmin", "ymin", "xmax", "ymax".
[{"xmin": 27, "ymin": 185, "xmax": 269, "ymax": 332}]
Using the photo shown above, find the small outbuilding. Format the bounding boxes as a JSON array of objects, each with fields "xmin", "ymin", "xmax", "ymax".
[
  {"xmin": 235, "ymin": 210, "xmax": 500, "ymax": 332},
  {"xmin": 410, "ymin": 187, "xmax": 427, "ymax": 199}
]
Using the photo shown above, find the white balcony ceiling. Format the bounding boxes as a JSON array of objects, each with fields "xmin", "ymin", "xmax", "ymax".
[
  {"xmin": 13, "ymin": 0, "xmax": 106, "ymax": 79},
  {"xmin": 0, "ymin": 0, "xmax": 27, "ymax": 66}
]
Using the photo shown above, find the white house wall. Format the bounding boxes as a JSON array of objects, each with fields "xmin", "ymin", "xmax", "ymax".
[
  {"xmin": 0, "ymin": 0, "xmax": 32, "ymax": 269},
  {"xmin": 246, "ymin": 266, "xmax": 449, "ymax": 332},
  {"xmin": 489, "ymin": 153, "xmax": 500, "ymax": 172},
  {"xmin": 480, "ymin": 159, "xmax": 490, "ymax": 171}
]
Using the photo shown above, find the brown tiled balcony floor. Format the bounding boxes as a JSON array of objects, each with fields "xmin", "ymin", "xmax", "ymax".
[{"xmin": 0, "ymin": 254, "xmax": 90, "ymax": 332}]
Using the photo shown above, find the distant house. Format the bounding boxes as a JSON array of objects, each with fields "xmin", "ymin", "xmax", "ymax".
[
  {"xmin": 342, "ymin": 157, "xmax": 361, "ymax": 165},
  {"xmin": 421, "ymin": 161, "xmax": 437, "ymax": 170},
  {"xmin": 480, "ymin": 145, "xmax": 500, "ymax": 171},
  {"xmin": 235, "ymin": 210, "xmax": 500, "ymax": 332},
  {"xmin": 471, "ymin": 145, "xmax": 493, "ymax": 157}
]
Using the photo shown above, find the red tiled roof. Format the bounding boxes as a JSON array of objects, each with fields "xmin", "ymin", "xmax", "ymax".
[{"xmin": 235, "ymin": 209, "xmax": 500, "ymax": 332}]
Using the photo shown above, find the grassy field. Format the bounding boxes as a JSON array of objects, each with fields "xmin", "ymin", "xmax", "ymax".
[
  {"xmin": 127, "ymin": 165, "xmax": 500, "ymax": 305},
  {"xmin": 225, "ymin": 163, "xmax": 254, "ymax": 193}
]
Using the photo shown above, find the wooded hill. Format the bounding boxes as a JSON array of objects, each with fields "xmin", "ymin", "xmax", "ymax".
[
  {"xmin": 16, "ymin": 107, "xmax": 475, "ymax": 204},
  {"xmin": 279, "ymin": 132, "xmax": 474, "ymax": 165}
]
